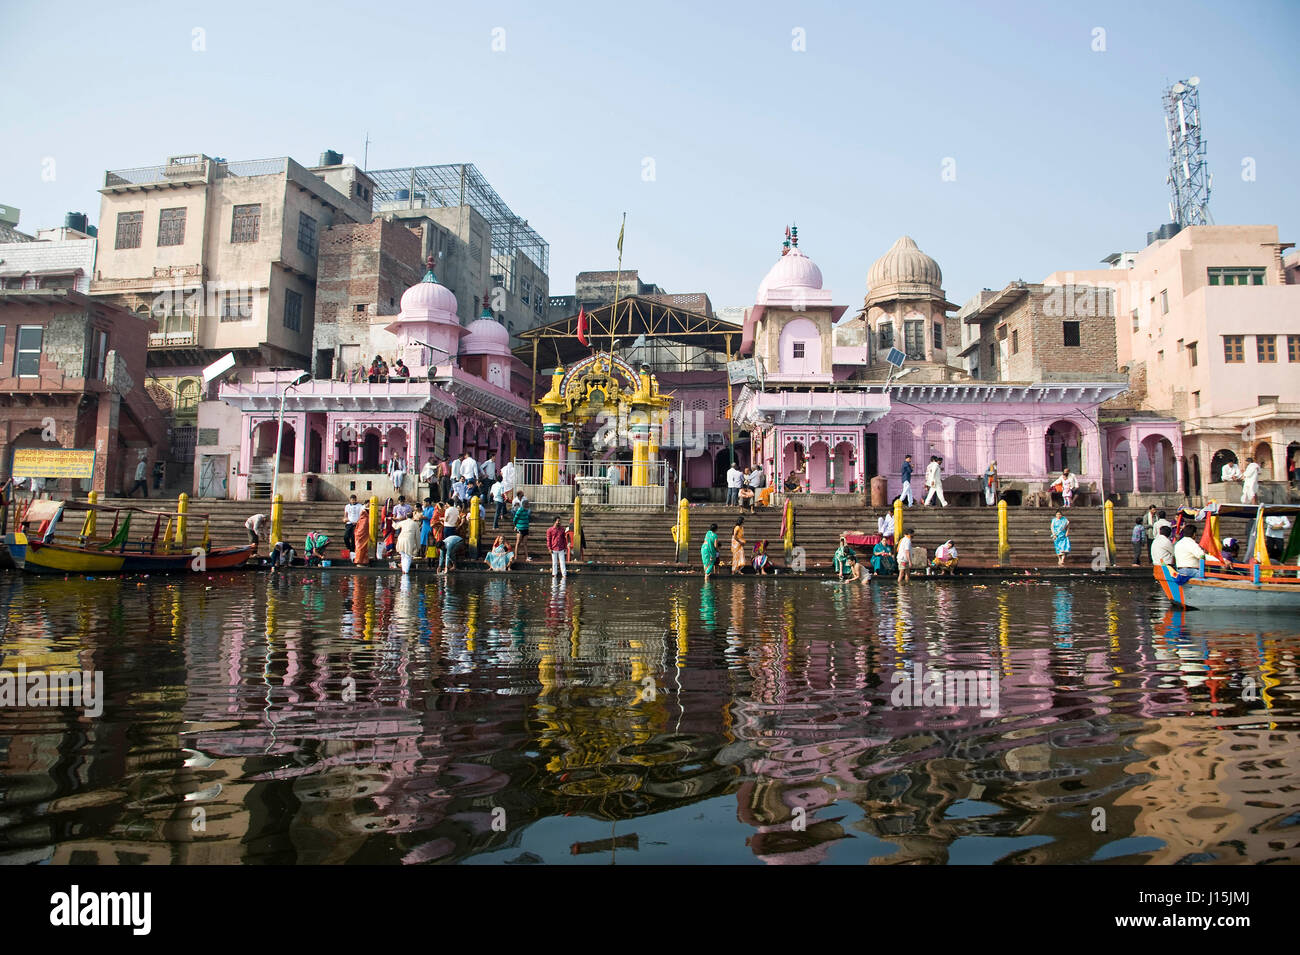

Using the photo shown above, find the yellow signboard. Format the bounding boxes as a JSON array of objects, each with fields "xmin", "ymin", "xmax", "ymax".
[{"xmin": 12, "ymin": 448, "xmax": 97, "ymax": 479}]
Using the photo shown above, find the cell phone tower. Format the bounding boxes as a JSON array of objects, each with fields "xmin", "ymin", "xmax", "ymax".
[{"xmin": 1163, "ymin": 77, "xmax": 1213, "ymax": 227}]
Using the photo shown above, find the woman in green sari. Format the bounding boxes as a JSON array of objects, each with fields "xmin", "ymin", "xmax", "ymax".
[
  {"xmin": 833, "ymin": 535, "xmax": 855, "ymax": 579},
  {"xmin": 701, "ymin": 522, "xmax": 720, "ymax": 579}
]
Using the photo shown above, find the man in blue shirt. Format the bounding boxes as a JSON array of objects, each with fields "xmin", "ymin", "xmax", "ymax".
[{"xmin": 900, "ymin": 454, "xmax": 914, "ymax": 507}]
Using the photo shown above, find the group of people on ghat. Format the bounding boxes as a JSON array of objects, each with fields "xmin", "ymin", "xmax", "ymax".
[
  {"xmin": 699, "ymin": 516, "xmax": 774, "ymax": 578},
  {"xmin": 1218, "ymin": 457, "xmax": 1265, "ymax": 505},
  {"xmin": 338, "ymin": 354, "xmax": 413, "ymax": 384},
  {"xmin": 1132, "ymin": 503, "xmax": 1294, "ymax": 577},
  {"xmin": 726, "ymin": 462, "xmax": 771, "ymax": 511}
]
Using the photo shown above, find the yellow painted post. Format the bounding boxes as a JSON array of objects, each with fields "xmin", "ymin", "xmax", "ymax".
[
  {"xmin": 270, "ymin": 493, "xmax": 284, "ymax": 545},
  {"xmin": 469, "ymin": 494, "xmax": 481, "ymax": 549},
  {"xmin": 368, "ymin": 496, "xmax": 379, "ymax": 550},
  {"xmin": 783, "ymin": 498, "xmax": 795, "ymax": 561},
  {"xmin": 893, "ymin": 497, "xmax": 904, "ymax": 542},
  {"xmin": 1103, "ymin": 499, "xmax": 1116, "ymax": 566},
  {"xmin": 672, "ymin": 496, "xmax": 689, "ymax": 563},
  {"xmin": 84, "ymin": 490, "xmax": 98, "ymax": 538},
  {"xmin": 997, "ymin": 499, "xmax": 1009, "ymax": 567},
  {"xmin": 572, "ymin": 494, "xmax": 582, "ymax": 560},
  {"xmin": 176, "ymin": 492, "xmax": 189, "ymax": 547}
]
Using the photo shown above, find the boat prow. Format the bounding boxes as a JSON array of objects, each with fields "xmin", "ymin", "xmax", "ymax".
[{"xmin": 1154, "ymin": 563, "xmax": 1300, "ymax": 611}]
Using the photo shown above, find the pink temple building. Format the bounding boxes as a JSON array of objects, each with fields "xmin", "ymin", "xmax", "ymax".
[
  {"xmin": 735, "ymin": 231, "xmax": 1133, "ymax": 502},
  {"xmin": 220, "ymin": 261, "xmax": 532, "ymax": 500}
]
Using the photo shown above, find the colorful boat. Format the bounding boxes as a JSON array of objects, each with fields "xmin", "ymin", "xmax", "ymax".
[
  {"xmin": 3, "ymin": 499, "xmax": 253, "ymax": 576},
  {"xmin": 1153, "ymin": 502, "xmax": 1300, "ymax": 610}
]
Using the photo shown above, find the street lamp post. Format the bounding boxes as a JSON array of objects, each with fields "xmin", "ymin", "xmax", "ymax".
[{"xmin": 270, "ymin": 371, "xmax": 311, "ymax": 505}]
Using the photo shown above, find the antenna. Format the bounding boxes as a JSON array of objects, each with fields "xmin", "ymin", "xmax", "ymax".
[{"xmin": 1162, "ymin": 78, "xmax": 1212, "ymax": 227}]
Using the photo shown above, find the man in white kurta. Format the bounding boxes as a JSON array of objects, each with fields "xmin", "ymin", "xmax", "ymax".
[{"xmin": 1241, "ymin": 458, "xmax": 1261, "ymax": 504}]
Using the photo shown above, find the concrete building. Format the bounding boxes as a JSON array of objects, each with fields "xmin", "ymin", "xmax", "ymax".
[
  {"xmin": 89, "ymin": 151, "xmax": 373, "ymax": 495},
  {"xmin": 367, "ymin": 164, "xmax": 549, "ymax": 346},
  {"xmin": 0, "ymin": 216, "xmax": 97, "ymax": 294},
  {"xmin": 0, "ymin": 289, "xmax": 166, "ymax": 494},
  {"xmin": 736, "ymin": 232, "xmax": 1130, "ymax": 501},
  {"xmin": 1044, "ymin": 224, "xmax": 1300, "ymax": 501}
]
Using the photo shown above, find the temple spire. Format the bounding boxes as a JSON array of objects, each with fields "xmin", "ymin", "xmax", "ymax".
[
  {"xmin": 481, "ymin": 289, "xmax": 494, "ymax": 319},
  {"xmin": 422, "ymin": 254, "xmax": 438, "ymax": 284}
]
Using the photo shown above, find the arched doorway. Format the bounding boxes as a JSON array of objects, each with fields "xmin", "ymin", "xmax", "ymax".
[
  {"xmin": 1210, "ymin": 448, "xmax": 1237, "ymax": 483},
  {"xmin": 1140, "ymin": 436, "xmax": 1176, "ymax": 492},
  {"xmin": 1253, "ymin": 442, "xmax": 1274, "ymax": 479},
  {"xmin": 807, "ymin": 440, "xmax": 831, "ymax": 493},
  {"xmin": 362, "ymin": 429, "xmax": 381, "ymax": 471},
  {"xmin": 782, "ymin": 440, "xmax": 806, "ymax": 491},
  {"xmin": 1288, "ymin": 442, "xmax": 1299, "ymax": 487},
  {"xmin": 1190, "ymin": 453, "xmax": 1201, "ymax": 497},
  {"xmin": 308, "ymin": 430, "xmax": 323, "ymax": 473},
  {"xmin": 832, "ymin": 440, "xmax": 855, "ymax": 492},
  {"xmin": 1045, "ymin": 419, "xmax": 1082, "ymax": 474},
  {"xmin": 1109, "ymin": 438, "xmax": 1133, "ymax": 494},
  {"xmin": 993, "ymin": 420, "xmax": 1029, "ymax": 475}
]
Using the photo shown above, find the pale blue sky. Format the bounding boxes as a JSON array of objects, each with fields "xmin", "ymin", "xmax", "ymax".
[{"xmin": 2, "ymin": 0, "xmax": 1296, "ymax": 308}]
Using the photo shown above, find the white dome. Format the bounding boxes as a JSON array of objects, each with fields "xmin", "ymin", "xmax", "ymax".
[
  {"xmin": 460, "ymin": 318, "xmax": 513, "ymax": 358},
  {"xmin": 397, "ymin": 259, "xmax": 459, "ymax": 324},
  {"xmin": 757, "ymin": 246, "xmax": 823, "ymax": 301}
]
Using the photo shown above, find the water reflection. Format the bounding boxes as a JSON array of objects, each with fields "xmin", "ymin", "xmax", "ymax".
[{"xmin": 0, "ymin": 572, "xmax": 1297, "ymax": 865}]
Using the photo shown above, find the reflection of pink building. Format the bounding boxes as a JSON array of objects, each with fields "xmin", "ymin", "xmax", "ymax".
[
  {"xmin": 735, "ymin": 232, "xmax": 1129, "ymax": 499},
  {"xmin": 221, "ymin": 262, "xmax": 532, "ymax": 500}
]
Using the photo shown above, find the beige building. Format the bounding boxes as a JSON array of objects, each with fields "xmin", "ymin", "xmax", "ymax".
[
  {"xmin": 1044, "ymin": 225, "xmax": 1300, "ymax": 499},
  {"xmin": 89, "ymin": 152, "xmax": 373, "ymax": 492}
]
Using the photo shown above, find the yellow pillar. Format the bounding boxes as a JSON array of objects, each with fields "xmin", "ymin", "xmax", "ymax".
[
  {"xmin": 468, "ymin": 494, "xmax": 481, "ymax": 548},
  {"xmin": 1103, "ymin": 499, "xmax": 1116, "ymax": 565},
  {"xmin": 270, "ymin": 493, "xmax": 283, "ymax": 545},
  {"xmin": 672, "ymin": 496, "xmax": 689, "ymax": 562},
  {"xmin": 893, "ymin": 497, "xmax": 904, "ymax": 542},
  {"xmin": 177, "ymin": 492, "xmax": 189, "ymax": 547},
  {"xmin": 997, "ymin": 498, "xmax": 1009, "ymax": 567},
  {"xmin": 368, "ymin": 495, "xmax": 379, "ymax": 550},
  {"xmin": 572, "ymin": 494, "xmax": 582, "ymax": 560},
  {"xmin": 783, "ymin": 498, "xmax": 795, "ymax": 560},
  {"xmin": 83, "ymin": 490, "xmax": 98, "ymax": 538},
  {"xmin": 631, "ymin": 412, "xmax": 650, "ymax": 487}
]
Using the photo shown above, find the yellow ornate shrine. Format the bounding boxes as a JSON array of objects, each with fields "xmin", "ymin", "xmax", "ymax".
[{"xmin": 535, "ymin": 354, "xmax": 672, "ymax": 486}]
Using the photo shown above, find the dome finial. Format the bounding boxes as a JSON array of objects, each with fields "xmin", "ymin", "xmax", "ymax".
[
  {"xmin": 481, "ymin": 288, "xmax": 494, "ymax": 320},
  {"xmin": 422, "ymin": 254, "xmax": 438, "ymax": 284},
  {"xmin": 782, "ymin": 224, "xmax": 791, "ymax": 256}
]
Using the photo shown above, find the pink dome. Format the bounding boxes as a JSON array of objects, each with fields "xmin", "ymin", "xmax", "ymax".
[
  {"xmin": 397, "ymin": 259, "xmax": 459, "ymax": 324},
  {"xmin": 757, "ymin": 246, "xmax": 823, "ymax": 301},
  {"xmin": 460, "ymin": 318, "xmax": 513, "ymax": 358}
]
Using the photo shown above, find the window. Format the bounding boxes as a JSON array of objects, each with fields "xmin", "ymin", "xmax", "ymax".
[
  {"xmin": 792, "ymin": 341, "xmax": 805, "ymax": 359},
  {"xmin": 86, "ymin": 328, "xmax": 108, "ymax": 379},
  {"xmin": 115, "ymin": 211, "xmax": 143, "ymax": 249},
  {"xmin": 1223, "ymin": 335, "xmax": 1244, "ymax": 362},
  {"xmin": 520, "ymin": 276, "xmax": 532, "ymax": 306},
  {"xmin": 0, "ymin": 326, "xmax": 6, "ymax": 364},
  {"xmin": 297, "ymin": 213, "xmax": 317, "ymax": 257},
  {"xmin": 1160, "ymin": 289, "xmax": 1169, "ymax": 314},
  {"xmin": 1157, "ymin": 350, "xmax": 1163, "ymax": 363},
  {"xmin": 1011, "ymin": 329, "xmax": 1019, "ymax": 354},
  {"xmin": 1257, "ymin": 335, "xmax": 1276, "ymax": 362},
  {"xmin": 903, "ymin": 320, "xmax": 924, "ymax": 359},
  {"xmin": 283, "ymin": 289, "xmax": 302, "ymax": 332},
  {"xmin": 1131, "ymin": 308, "xmax": 1139, "ymax": 332},
  {"xmin": 231, "ymin": 204, "xmax": 261, "ymax": 243},
  {"xmin": 1208, "ymin": 267, "xmax": 1266, "ymax": 286},
  {"xmin": 1063, "ymin": 321, "xmax": 1080, "ymax": 347},
  {"xmin": 989, "ymin": 343, "xmax": 996, "ymax": 369},
  {"xmin": 14, "ymin": 325, "xmax": 43, "ymax": 377},
  {"xmin": 1258, "ymin": 395, "xmax": 1278, "ymax": 405},
  {"xmin": 1192, "ymin": 391, "xmax": 1200, "ymax": 410},
  {"xmin": 878, "ymin": 321, "xmax": 893, "ymax": 351},
  {"xmin": 1187, "ymin": 341, "xmax": 1197, "ymax": 367},
  {"xmin": 220, "ymin": 289, "xmax": 253, "ymax": 322},
  {"xmin": 933, "ymin": 321, "xmax": 943, "ymax": 349},
  {"xmin": 1289, "ymin": 335, "xmax": 1300, "ymax": 362},
  {"xmin": 157, "ymin": 207, "xmax": 186, "ymax": 247}
]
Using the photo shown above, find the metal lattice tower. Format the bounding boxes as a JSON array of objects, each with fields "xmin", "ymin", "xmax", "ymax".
[{"xmin": 1163, "ymin": 78, "xmax": 1213, "ymax": 227}]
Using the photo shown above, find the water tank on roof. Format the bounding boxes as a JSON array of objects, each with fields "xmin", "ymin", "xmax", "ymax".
[
  {"xmin": 86, "ymin": 224, "xmax": 98, "ymax": 238},
  {"xmin": 320, "ymin": 150, "xmax": 343, "ymax": 167},
  {"xmin": 65, "ymin": 212, "xmax": 88, "ymax": 233},
  {"xmin": 396, "ymin": 189, "xmax": 410, "ymax": 201}
]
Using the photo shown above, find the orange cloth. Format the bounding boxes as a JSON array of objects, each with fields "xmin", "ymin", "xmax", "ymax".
[{"xmin": 353, "ymin": 510, "xmax": 370, "ymax": 565}]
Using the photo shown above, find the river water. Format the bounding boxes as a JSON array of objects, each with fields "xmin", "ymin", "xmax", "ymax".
[{"xmin": 1, "ymin": 570, "xmax": 1296, "ymax": 865}]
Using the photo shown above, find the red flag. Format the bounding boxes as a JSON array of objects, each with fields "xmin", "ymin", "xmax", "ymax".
[{"xmin": 576, "ymin": 306, "xmax": 589, "ymax": 347}]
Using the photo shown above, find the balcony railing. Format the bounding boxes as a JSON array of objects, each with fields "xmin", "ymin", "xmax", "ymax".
[{"xmin": 149, "ymin": 319, "xmax": 199, "ymax": 348}]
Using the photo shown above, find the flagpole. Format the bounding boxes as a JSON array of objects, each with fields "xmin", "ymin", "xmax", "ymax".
[{"xmin": 611, "ymin": 212, "xmax": 626, "ymax": 363}]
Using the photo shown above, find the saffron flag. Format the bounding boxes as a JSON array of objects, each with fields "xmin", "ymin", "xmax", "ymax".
[
  {"xmin": 617, "ymin": 222, "xmax": 625, "ymax": 256},
  {"xmin": 576, "ymin": 306, "xmax": 589, "ymax": 347}
]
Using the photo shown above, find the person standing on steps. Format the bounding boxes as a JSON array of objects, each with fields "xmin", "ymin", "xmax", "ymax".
[
  {"xmin": 1051, "ymin": 509, "xmax": 1070, "ymax": 566},
  {"xmin": 1131, "ymin": 517, "xmax": 1146, "ymax": 566},
  {"xmin": 896, "ymin": 531, "xmax": 913, "ymax": 583},
  {"xmin": 245, "ymin": 513, "xmax": 267, "ymax": 556},
  {"xmin": 130, "ymin": 456, "xmax": 149, "ymax": 497},
  {"xmin": 725, "ymin": 460, "xmax": 743, "ymax": 508},
  {"xmin": 983, "ymin": 461, "xmax": 999, "ymax": 506},
  {"xmin": 547, "ymin": 517, "xmax": 568, "ymax": 579},
  {"xmin": 343, "ymin": 494, "xmax": 363, "ymax": 554},
  {"xmin": 900, "ymin": 454, "xmax": 914, "ymax": 507},
  {"xmin": 701, "ymin": 523, "xmax": 719, "ymax": 579},
  {"xmin": 513, "ymin": 496, "xmax": 532, "ymax": 563},
  {"xmin": 437, "ymin": 458, "xmax": 452, "ymax": 506},
  {"xmin": 1240, "ymin": 457, "xmax": 1260, "ymax": 505},
  {"xmin": 924, "ymin": 455, "xmax": 949, "ymax": 506}
]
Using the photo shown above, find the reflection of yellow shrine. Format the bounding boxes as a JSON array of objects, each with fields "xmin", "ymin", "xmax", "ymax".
[{"xmin": 534, "ymin": 354, "xmax": 673, "ymax": 487}]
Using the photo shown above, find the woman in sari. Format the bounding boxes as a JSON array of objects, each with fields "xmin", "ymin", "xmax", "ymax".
[
  {"xmin": 419, "ymin": 498, "xmax": 436, "ymax": 561},
  {"xmin": 485, "ymin": 535, "xmax": 513, "ymax": 571},
  {"xmin": 871, "ymin": 537, "xmax": 897, "ymax": 576},
  {"xmin": 833, "ymin": 535, "xmax": 855, "ymax": 579},
  {"xmin": 730, "ymin": 517, "xmax": 746, "ymax": 574},
  {"xmin": 395, "ymin": 514, "xmax": 421, "ymax": 575},
  {"xmin": 1051, "ymin": 509, "xmax": 1070, "ymax": 566},
  {"xmin": 352, "ymin": 506, "xmax": 371, "ymax": 566},
  {"xmin": 701, "ymin": 523, "xmax": 719, "ymax": 579},
  {"xmin": 752, "ymin": 539, "xmax": 770, "ymax": 575}
]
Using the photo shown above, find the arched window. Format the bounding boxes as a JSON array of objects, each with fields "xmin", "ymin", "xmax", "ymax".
[
  {"xmin": 890, "ymin": 421, "xmax": 914, "ymax": 466},
  {"xmin": 953, "ymin": 421, "xmax": 978, "ymax": 475},
  {"xmin": 993, "ymin": 421, "xmax": 1029, "ymax": 475}
]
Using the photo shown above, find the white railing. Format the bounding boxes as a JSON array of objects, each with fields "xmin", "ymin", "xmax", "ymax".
[{"xmin": 513, "ymin": 458, "xmax": 670, "ymax": 508}]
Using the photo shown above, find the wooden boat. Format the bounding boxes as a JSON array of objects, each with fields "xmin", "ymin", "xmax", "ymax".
[
  {"xmin": 3, "ymin": 498, "xmax": 253, "ymax": 575},
  {"xmin": 1153, "ymin": 502, "xmax": 1300, "ymax": 610}
]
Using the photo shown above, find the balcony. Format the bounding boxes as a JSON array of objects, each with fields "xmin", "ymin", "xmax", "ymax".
[{"xmin": 149, "ymin": 318, "xmax": 199, "ymax": 348}]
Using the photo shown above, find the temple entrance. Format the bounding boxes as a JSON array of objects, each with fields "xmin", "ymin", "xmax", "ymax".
[
  {"xmin": 1210, "ymin": 448, "xmax": 1237, "ymax": 483},
  {"xmin": 362, "ymin": 431, "xmax": 381, "ymax": 471},
  {"xmin": 1045, "ymin": 420, "xmax": 1082, "ymax": 474}
]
